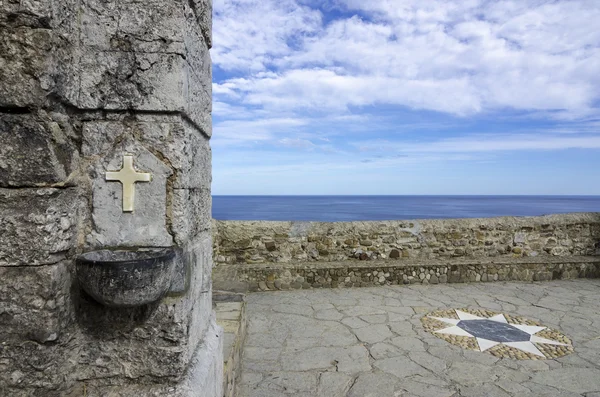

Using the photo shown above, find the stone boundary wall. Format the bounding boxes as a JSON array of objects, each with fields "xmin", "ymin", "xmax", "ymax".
[
  {"xmin": 213, "ymin": 213, "xmax": 600, "ymax": 265},
  {"xmin": 219, "ymin": 257, "xmax": 600, "ymax": 292}
]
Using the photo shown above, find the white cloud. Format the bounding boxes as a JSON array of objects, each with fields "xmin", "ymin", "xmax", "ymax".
[
  {"xmin": 213, "ymin": 0, "xmax": 600, "ymax": 120},
  {"xmin": 216, "ymin": 68, "xmax": 482, "ymax": 114},
  {"xmin": 277, "ymin": 137, "xmax": 317, "ymax": 149},
  {"xmin": 212, "ymin": 0, "xmax": 322, "ymax": 71},
  {"xmin": 355, "ymin": 134, "xmax": 600, "ymax": 154},
  {"xmin": 212, "ymin": 117, "xmax": 309, "ymax": 146}
]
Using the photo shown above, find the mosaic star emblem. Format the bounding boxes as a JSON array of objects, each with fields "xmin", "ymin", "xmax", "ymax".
[{"xmin": 430, "ymin": 310, "xmax": 568, "ymax": 357}]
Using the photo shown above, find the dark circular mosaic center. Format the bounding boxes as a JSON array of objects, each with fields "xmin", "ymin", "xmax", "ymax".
[{"xmin": 457, "ymin": 319, "xmax": 531, "ymax": 343}]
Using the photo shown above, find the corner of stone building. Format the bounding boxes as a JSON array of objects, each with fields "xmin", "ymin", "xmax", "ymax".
[{"xmin": 1, "ymin": 0, "xmax": 220, "ymax": 395}]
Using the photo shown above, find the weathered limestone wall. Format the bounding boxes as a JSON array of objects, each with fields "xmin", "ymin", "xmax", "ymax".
[
  {"xmin": 213, "ymin": 213, "xmax": 600, "ymax": 265},
  {"xmin": 1, "ymin": 1, "xmax": 220, "ymax": 396}
]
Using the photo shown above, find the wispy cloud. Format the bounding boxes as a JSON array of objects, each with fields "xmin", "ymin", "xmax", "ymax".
[{"xmin": 355, "ymin": 134, "xmax": 600, "ymax": 153}]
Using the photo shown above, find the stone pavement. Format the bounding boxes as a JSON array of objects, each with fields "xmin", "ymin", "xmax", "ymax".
[{"xmin": 238, "ymin": 279, "xmax": 600, "ymax": 397}]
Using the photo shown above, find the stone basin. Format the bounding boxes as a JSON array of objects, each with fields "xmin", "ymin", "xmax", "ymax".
[{"xmin": 76, "ymin": 248, "xmax": 176, "ymax": 307}]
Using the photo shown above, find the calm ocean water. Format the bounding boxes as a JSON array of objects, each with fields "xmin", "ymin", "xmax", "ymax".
[{"xmin": 212, "ymin": 196, "xmax": 600, "ymax": 222}]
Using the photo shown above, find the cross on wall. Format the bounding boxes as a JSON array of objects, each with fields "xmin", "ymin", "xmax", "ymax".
[{"xmin": 105, "ymin": 154, "xmax": 152, "ymax": 212}]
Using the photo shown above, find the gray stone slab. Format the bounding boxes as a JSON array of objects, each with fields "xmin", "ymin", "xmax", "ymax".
[
  {"xmin": 369, "ymin": 343, "xmax": 403, "ymax": 359},
  {"xmin": 260, "ymin": 372, "xmax": 317, "ymax": 394},
  {"xmin": 531, "ymin": 368, "xmax": 600, "ymax": 394},
  {"xmin": 316, "ymin": 373, "xmax": 353, "ymax": 397},
  {"xmin": 240, "ymin": 281, "xmax": 600, "ymax": 397},
  {"xmin": 346, "ymin": 372, "xmax": 401, "ymax": 397},
  {"xmin": 389, "ymin": 336, "xmax": 427, "ymax": 351},
  {"xmin": 189, "ymin": 0, "xmax": 212, "ymax": 48},
  {"xmin": 315, "ymin": 309, "xmax": 344, "ymax": 321},
  {"xmin": 353, "ymin": 324, "xmax": 393, "ymax": 344},
  {"xmin": 341, "ymin": 316, "xmax": 369, "ymax": 328},
  {"xmin": 280, "ymin": 346, "xmax": 370, "ymax": 373},
  {"xmin": 373, "ymin": 356, "xmax": 430, "ymax": 378},
  {"xmin": 398, "ymin": 379, "xmax": 457, "ymax": 397},
  {"xmin": 409, "ymin": 351, "xmax": 447, "ymax": 373}
]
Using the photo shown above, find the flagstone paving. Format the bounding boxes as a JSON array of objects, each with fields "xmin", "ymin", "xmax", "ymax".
[{"xmin": 238, "ymin": 279, "xmax": 600, "ymax": 397}]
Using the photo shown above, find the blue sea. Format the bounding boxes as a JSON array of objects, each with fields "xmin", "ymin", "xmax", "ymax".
[{"xmin": 212, "ymin": 196, "xmax": 600, "ymax": 222}]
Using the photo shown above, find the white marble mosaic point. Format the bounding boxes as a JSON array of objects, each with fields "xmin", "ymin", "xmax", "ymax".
[
  {"xmin": 512, "ymin": 324, "xmax": 547, "ymax": 335},
  {"xmin": 477, "ymin": 338, "xmax": 500, "ymax": 352},
  {"xmin": 487, "ymin": 314, "xmax": 508, "ymax": 323},
  {"xmin": 455, "ymin": 310, "xmax": 485, "ymax": 321},
  {"xmin": 435, "ymin": 326, "xmax": 474, "ymax": 338}
]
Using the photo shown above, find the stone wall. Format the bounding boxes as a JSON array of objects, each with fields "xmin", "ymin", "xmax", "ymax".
[
  {"xmin": 1, "ymin": 1, "xmax": 220, "ymax": 396},
  {"xmin": 213, "ymin": 213, "xmax": 600, "ymax": 265},
  {"xmin": 224, "ymin": 257, "xmax": 600, "ymax": 291}
]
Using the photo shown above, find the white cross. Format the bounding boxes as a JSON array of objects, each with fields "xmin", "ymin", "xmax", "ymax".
[{"xmin": 105, "ymin": 155, "xmax": 152, "ymax": 212}]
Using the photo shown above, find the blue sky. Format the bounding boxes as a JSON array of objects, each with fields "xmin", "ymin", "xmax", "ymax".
[{"xmin": 211, "ymin": 0, "xmax": 600, "ymax": 195}]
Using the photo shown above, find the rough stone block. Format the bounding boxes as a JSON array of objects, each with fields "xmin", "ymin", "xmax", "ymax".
[
  {"xmin": 0, "ymin": 112, "xmax": 78, "ymax": 186},
  {"xmin": 0, "ymin": 337, "xmax": 76, "ymax": 395},
  {"xmin": 0, "ymin": 262, "xmax": 72, "ymax": 343},
  {"xmin": 77, "ymin": 50, "xmax": 186, "ymax": 111},
  {"xmin": 0, "ymin": 27, "xmax": 56, "ymax": 107},
  {"xmin": 168, "ymin": 234, "xmax": 213, "ymax": 299},
  {"xmin": 178, "ymin": 317, "xmax": 222, "ymax": 397},
  {"xmin": 132, "ymin": 117, "xmax": 211, "ymax": 188},
  {"xmin": 0, "ymin": 0, "xmax": 81, "ymax": 106},
  {"xmin": 186, "ymin": 66, "xmax": 212, "ymax": 137},
  {"xmin": 0, "ymin": 188, "xmax": 78, "ymax": 266},
  {"xmin": 189, "ymin": 0, "xmax": 213, "ymax": 48},
  {"xmin": 70, "ymin": 318, "xmax": 223, "ymax": 397},
  {"xmin": 187, "ymin": 233, "xmax": 214, "ymax": 321},
  {"xmin": 74, "ymin": 335, "xmax": 190, "ymax": 381},
  {"xmin": 169, "ymin": 248, "xmax": 191, "ymax": 295},
  {"xmin": 82, "ymin": 118, "xmax": 210, "ymax": 189},
  {"xmin": 88, "ymin": 141, "xmax": 173, "ymax": 248},
  {"xmin": 78, "ymin": 0, "xmax": 119, "ymax": 50},
  {"xmin": 81, "ymin": 120, "xmax": 127, "ymax": 157},
  {"xmin": 184, "ymin": 2, "xmax": 211, "ymax": 76},
  {"xmin": 14, "ymin": 0, "xmax": 78, "ymax": 30},
  {"xmin": 172, "ymin": 188, "xmax": 212, "ymax": 245},
  {"xmin": 79, "ymin": 0, "xmax": 185, "ymax": 54},
  {"xmin": 66, "ymin": 36, "xmax": 209, "ymax": 133},
  {"xmin": 173, "ymin": 121, "xmax": 212, "ymax": 188},
  {"xmin": 0, "ymin": 0, "xmax": 20, "ymax": 14}
]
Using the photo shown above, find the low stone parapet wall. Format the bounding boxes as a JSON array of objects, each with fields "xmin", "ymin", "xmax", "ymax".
[
  {"xmin": 214, "ymin": 256, "xmax": 600, "ymax": 292},
  {"xmin": 213, "ymin": 213, "xmax": 600, "ymax": 265}
]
